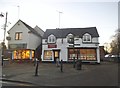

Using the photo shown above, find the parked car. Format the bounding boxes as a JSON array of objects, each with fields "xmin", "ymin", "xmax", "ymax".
[{"xmin": 104, "ymin": 54, "xmax": 112, "ymax": 57}]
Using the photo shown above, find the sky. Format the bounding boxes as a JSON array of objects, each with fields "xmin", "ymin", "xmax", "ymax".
[{"xmin": 0, "ymin": 0, "xmax": 119, "ymax": 46}]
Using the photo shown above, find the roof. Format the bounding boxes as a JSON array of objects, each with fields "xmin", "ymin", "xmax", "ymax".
[
  {"xmin": 20, "ymin": 20, "xmax": 42, "ymax": 37},
  {"xmin": 43, "ymin": 27, "xmax": 99, "ymax": 39},
  {"xmin": 8, "ymin": 19, "xmax": 42, "ymax": 37},
  {"xmin": 34, "ymin": 25, "xmax": 44, "ymax": 37}
]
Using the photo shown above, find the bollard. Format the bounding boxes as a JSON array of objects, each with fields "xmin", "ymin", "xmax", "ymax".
[
  {"xmin": 34, "ymin": 58, "xmax": 37, "ymax": 66},
  {"xmin": 56, "ymin": 58, "xmax": 60, "ymax": 67},
  {"xmin": 76, "ymin": 59, "xmax": 82, "ymax": 70},
  {"xmin": 35, "ymin": 59, "xmax": 39, "ymax": 76},
  {"xmin": 60, "ymin": 59, "xmax": 63, "ymax": 72},
  {"xmin": 73, "ymin": 57, "xmax": 75, "ymax": 68}
]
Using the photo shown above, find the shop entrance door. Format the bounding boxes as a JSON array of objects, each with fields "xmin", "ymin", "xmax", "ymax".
[{"xmin": 53, "ymin": 50, "xmax": 60, "ymax": 62}]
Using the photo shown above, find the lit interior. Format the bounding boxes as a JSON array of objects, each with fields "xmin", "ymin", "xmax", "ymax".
[{"xmin": 13, "ymin": 50, "xmax": 34, "ymax": 59}]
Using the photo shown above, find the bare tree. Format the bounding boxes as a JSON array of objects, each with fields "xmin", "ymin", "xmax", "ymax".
[{"xmin": 110, "ymin": 29, "xmax": 120, "ymax": 55}]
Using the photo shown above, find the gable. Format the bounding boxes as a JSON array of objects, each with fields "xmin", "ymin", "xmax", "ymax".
[
  {"xmin": 8, "ymin": 20, "xmax": 29, "ymax": 34},
  {"xmin": 8, "ymin": 20, "xmax": 42, "ymax": 38}
]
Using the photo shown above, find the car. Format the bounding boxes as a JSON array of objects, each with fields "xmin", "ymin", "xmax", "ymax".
[
  {"xmin": 111, "ymin": 55, "xmax": 120, "ymax": 57},
  {"xmin": 104, "ymin": 54, "xmax": 111, "ymax": 57}
]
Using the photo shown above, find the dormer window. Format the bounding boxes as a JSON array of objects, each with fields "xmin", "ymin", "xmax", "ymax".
[
  {"xmin": 83, "ymin": 33, "xmax": 91, "ymax": 42},
  {"xmin": 48, "ymin": 34, "xmax": 56, "ymax": 43},
  {"xmin": 67, "ymin": 34, "xmax": 74, "ymax": 44}
]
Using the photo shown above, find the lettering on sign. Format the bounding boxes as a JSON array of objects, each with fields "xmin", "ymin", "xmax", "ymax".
[{"xmin": 48, "ymin": 44, "xmax": 57, "ymax": 48}]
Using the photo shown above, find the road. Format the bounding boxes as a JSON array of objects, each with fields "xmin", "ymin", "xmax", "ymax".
[{"xmin": 2, "ymin": 61, "xmax": 119, "ymax": 86}]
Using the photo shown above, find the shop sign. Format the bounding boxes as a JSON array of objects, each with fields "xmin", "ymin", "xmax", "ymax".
[{"xmin": 48, "ymin": 44, "xmax": 57, "ymax": 48}]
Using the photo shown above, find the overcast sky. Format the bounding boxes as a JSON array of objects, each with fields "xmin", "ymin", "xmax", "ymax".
[{"xmin": 0, "ymin": 0, "xmax": 119, "ymax": 46}]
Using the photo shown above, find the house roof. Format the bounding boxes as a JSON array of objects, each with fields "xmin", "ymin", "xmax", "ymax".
[
  {"xmin": 20, "ymin": 20, "xmax": 42, "ymax": 37},
  {"xmin": 43, "ymin": 27, "xmax": 99, "ymax": 39},
  {"xmin": 34, "ymin": 25, "xmax": 44, "ymax": 37},
  {"xmin": 8, "ymin": 19, "xmax": 42, "ymax": 37}
]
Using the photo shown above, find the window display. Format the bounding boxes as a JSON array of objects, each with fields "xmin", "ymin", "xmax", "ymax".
[
  {"xmin": 44, "ymin": 50, "xmax": 52, "ymax": 60},
  {"xmin": 68, "ymin": 48, "xmax": 96, "ymax": 61},
  {"xmin": 13, "ymin": 50, "xmax": 34, "ymax": 59}
]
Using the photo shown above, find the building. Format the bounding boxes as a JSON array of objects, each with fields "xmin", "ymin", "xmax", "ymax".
[
  {"xmin": 41, "ymin": 27, "xmax": 100, "ymax": 63},
  {"xmin": 6, "ymin": 20, "xmax": 44, "ymax": 61},
  {"xmin": 99, "ymin": 46, "xmax": 105, "ymax": 61}
]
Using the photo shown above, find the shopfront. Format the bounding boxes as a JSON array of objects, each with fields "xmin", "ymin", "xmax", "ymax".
[
  {"xmin": 12, "ymin": 49, "xmax": 35, "ymax": 60},
  {"xmin": 43, "ymin": 50, "xmax": 60, "ymax": 62},
  {"xmin": 68, "ymin": 48, "xmax": 96, "ymax": 61}
]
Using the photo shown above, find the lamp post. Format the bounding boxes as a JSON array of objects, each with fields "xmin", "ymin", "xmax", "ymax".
[{"xmin": 0, "ymin": 12, "xmax": 8, "ymax": 66}]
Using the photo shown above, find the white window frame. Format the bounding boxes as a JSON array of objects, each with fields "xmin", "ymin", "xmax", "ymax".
[
  {"xmin": 83, "ymin": 33, "xmax": 91, "ymax": 42},
  {"xmin": 67, "ymin": 33, "xmax": 74, "ymax": 43},
  {"xmin": 48, "ymin": 34, "xmax": 56, "ymax": 43},
  {"xmin": 15, "ymin": 32, "xmax": 22, "ymax": 40}
]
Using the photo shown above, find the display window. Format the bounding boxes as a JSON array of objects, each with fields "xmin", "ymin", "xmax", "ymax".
[
  {"xmin": 68, "ymin": 49, "xmax": 79, "ymax": 60},
  {"xmin": 68, "ymin": 48, "xmax": 96, "ymax": 61},
  {"xmin": 13, "ymin": 50, "xmax": 34, "ymax": 59},
  {"xmin": 44, "ymin": 50, "xmax": 52, "ymax": 60},
  {"xmin": 80, "ymin": 49, "xmax": 96, "ymax": 60}
]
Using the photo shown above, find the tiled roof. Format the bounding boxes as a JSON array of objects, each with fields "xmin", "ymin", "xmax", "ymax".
[
  {"xmin": 43, "ymin": 27, "xmax": 99, "ymax": 39},
  {"xmin": 20, "ymin": 20, "xmax": 42, "ymax": 37}
]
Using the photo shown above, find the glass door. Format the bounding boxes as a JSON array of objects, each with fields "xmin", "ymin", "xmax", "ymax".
[{"xmin": 54, "ymin": 51, "xmax": 59, "ymax": 62}]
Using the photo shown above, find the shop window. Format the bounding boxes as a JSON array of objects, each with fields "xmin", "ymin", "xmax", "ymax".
[
  {"xmin": 83, "ymin": 33, "xmax": 91, "ymax": 42},
  {"xmin": 48, "ymin": 34, "xmax": 56, "ymax": 43},
  {"xmin": 80, "ymin": 49, "xmax": 96, "ymax": 61},
  {"xmin": 68, "ymin": 49, "xmax": 80, "ymax": 60},
  {"xmin": 13, "ymin": 50, "xmax": 34, "ymax": 59},
  {"xmin": 68, "ymin": 48, "xmax": 96, "ymax": 61},
  {"xmin": 44, "ymin": 50, "xmax": 52, "ymax": 60}
]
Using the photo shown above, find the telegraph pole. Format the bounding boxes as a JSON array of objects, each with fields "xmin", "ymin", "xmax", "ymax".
[
  {"xmin": 0, "ymin": 12, "xmax": 8, "ymax": 66},
  {"xmin": 3, "ymin": 12, "xmax": 8, "ymax": 43}
]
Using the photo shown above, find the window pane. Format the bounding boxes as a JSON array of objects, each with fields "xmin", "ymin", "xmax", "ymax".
[
  {"xmin": 15, "ymin": 33, "xmax": 19, "ymax": 40},
  {"xmin": 86, "ymin": 35, "xmax": 90, "ymax": 41},
  {"xmin": 55, "ymin": 51, "xmax": 58, "ymax": 57},
  {"xmin": 83, "ymin": 36, "xmax": 86, "ymax": 41},
  {"xmin": 49, "ymin": 37, "xmax": 51, "ymax": 42},
  {"xmin": 80, "ymin": 49, "xmax": 87, "ymax": 60},
  {"xmin": 68, "ymin": 49, "xmax": 78, "ymax": 60},
  {"xmin": 19, "ymin": 33, "xmax": 22, "ymax": 39},
  {"xmin": 86, "ymin": 49, "xmax": 96, "ymax": 60}
]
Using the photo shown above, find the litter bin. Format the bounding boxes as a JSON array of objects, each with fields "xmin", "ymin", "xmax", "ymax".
[{"xmin": 76, "ymin": 59, "xmax": 82, "ymax": 70}]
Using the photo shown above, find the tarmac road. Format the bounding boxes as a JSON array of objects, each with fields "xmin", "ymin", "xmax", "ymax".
[{"xmin": 2, "ymin": 61, "xmax": 119, "ymax": 86}]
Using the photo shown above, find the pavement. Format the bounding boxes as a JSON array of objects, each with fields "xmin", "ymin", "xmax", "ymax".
[{"xmin": 1, "ymin": 61, "xmax": 119, "ymax": 86}]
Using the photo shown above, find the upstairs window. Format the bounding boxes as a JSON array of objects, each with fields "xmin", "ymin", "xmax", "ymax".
[
  {"xmin": 67, "ymin": 34, "xmax": 74, "ymax": 44},
  {"xmin": 83, "ymin": 33, "xmax": 91, "ymax": 42},
  {"xmin": 48, "ymin": 34, "xmax": 56, "ymax": 43},
  {"xmin": 15, "ymin": 32, "xmax": 22, "ymax": 40}
]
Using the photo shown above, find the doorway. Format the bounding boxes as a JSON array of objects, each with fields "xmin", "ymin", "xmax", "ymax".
[{"xmin": 53, "ymin": 50, "xmax": 60, "ymax": 62}]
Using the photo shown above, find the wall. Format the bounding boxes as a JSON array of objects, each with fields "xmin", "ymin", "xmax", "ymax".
[
  {"xmin": 42, "ymin": 36, "xmax": 100, "ymax": 63},
  {"xmin": 8, "ymin": 21, "xmax": 29, "ymax": 45},
  {"xmin": 28, "ymin": 33, "xmax": 41, "ymax": 50},
  {"xmin": 8, "ymin": 20, "xmax": 42, "ymax": 50}
]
